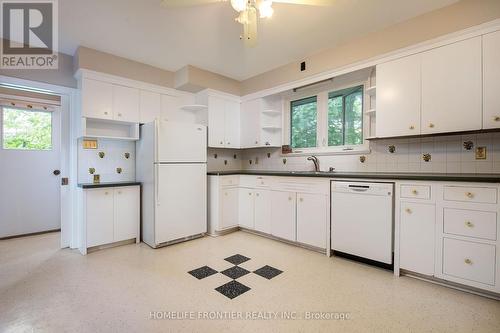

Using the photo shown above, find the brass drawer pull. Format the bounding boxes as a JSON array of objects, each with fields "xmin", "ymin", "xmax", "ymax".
[
  {"xmin": 466, "ymin": 192, "xmax": 474, "ymax": 199},
  {"xmin": 405, "ymin": 208, "xmax": 412, "ymax": 214},
  {"xmin": 464, "ymin": 258, "xmax": 472, "ymax": 265},
  {"xmin": 412, "ymin": 190, "xmax": 418, "ymax": 195},
  {"xmin": 465, "ymin": 221, "xmax": 474, "ymax": 228}
]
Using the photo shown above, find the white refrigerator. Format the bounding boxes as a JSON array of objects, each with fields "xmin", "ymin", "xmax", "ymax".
[{"xmin": 136, "ymin": 120, "xmax": 207, "ymax": 248}]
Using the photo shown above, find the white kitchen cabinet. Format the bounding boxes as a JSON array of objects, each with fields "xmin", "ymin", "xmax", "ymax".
[
  {"xmin": 113, "ymin": 187, "xmax": 140, "ymax": 242},
  {"xmin": 254, "ymin": 189, "xmax": 271, "ymax": 234},
  {"xmin": 86, "ymin": 188, "xmax": 114, "ymax": 247},
  {"xmin": 376, "ymin": 54, "xmax": 421, "ymax": 137},
  {"xmin": 399, "ymin": 202, "xmax": 436, "ymax": 276},
  {"xmin": 140, "ymin": 90, "xmax": 161, "ymax": 124},
  {"xmin": 238, "ymin": 188, "xmax": 254, "ymax": 229},
  {"xmin": 221, "ymin": 187, "xmax": 239, "ymax": 229},
  {"xmin": 224, "ymin": 100, "xmax": 241, "ymax": 148},
  {"xmin": 483, "ymin": 30, "xmax": 500, "ymax": 129},
  {"xmin": 240, "ymin": 99, "xmax": 261, "ymax": 148},
  {"xmin": 297, "ymin": 193, "xmax": 327, "ymax": 248},
  {"xmin": 271, "ymin": 191, "xmax": 296, "ymax": 241},
  {"xmin": 421, "ymin": 37, "xmax": 482, "ymax": 134},
  {"xmin": 208, "ymin": 95, "xmax": 227, "ymax": 148},
  {"xmin": 112, "ymin": 85, "xmax": 140, "ymax": 123},
  {"xmin": 81, "ymin": 78, "xmax": 113, "ymax": 120}
]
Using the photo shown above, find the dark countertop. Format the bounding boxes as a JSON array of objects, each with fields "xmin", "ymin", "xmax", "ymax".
[
  {"xmin": 207, "ymin": 170, "xmax": 500, "ymax": 183},
  {"xmin": 78, "ymin": 181, "xmax": 142, "ymax": 189}
]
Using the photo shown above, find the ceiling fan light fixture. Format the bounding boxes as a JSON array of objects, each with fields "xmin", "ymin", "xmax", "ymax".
[
  {"xmin": 258, "ymin": 0, "xmax": 273, "ymax": 18},
  {"xmin": 231, "ymin": 0, "xmax": 247, "ymax": 12}
]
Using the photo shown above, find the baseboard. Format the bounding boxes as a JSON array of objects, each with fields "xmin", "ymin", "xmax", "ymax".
[{"xmin": 0, "ymin": 229, "xmax": 61, "ymax": 241}]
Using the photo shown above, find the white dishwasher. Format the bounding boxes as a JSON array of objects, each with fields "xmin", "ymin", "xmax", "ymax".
[{"xmin": 331, "ymin": 181, "xmax": 394, "ymax": 266}]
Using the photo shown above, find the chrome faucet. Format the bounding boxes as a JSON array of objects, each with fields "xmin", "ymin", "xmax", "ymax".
[{"xmin": 307, "ymin": 155, "xmax": 320, "ymax": 172}]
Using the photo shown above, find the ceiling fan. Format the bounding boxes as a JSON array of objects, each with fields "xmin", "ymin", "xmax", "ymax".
[{"xmin": 160, "ymin": 0, "xmax": 333, "ymax": 47}]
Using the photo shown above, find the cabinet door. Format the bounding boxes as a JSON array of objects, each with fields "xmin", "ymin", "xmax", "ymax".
[
  {"xmin": 421, "ymin": 37, "xmax": 482, "ymax": 134},
  {"xmin": 399, "ymin": 202, "xmax": 435, "ymax": 276},
  {"xmin": 240, "ymin": 100, "xmax": 261, "ymax": 148},
  {"xmin": 86, "ymin": 189, "xmax": 114, "ymax": 247},
  {"xmin": 224, "ymin": 100, "xmax": 241, "ymax": 148},
  {"xmin": 113, "ymin": 85, "xmax": 140, "ymax": 123},
  {"xmin": 221, "ymin": 187, "xmax": 239, "ymax": 229},
  {"xmin": 81, "ymin": 78, "xmax": 113, "ymax": 120},
  {"xmin": 238, "ymin": 188, "xmax": 254, "ymax": 229},
  {"xmin": 483, "ymin": 30, "xmax": 500, "ymax": 129},
  {"xmin": 208, "ymin": 96, "xmax": 226, "ymax": 148},
  {"xmin": 113, "ymin": 186, "xmax": 139, "ymax": 242},
  {"xmin": 140, "ymin": 90, "xmax": 161, "ymax": 124},
  {"xmin": 254, "ymin": 189, "xmax": 271, "ymax": 234},
  {"xmin": 376, "ymin": 54, "xmax": 421, "ymax": 137},
  {"xmin": 270, "ymin": 191, "xmax": 296, "ymax": 241},
  {"xmin": 297, "ymin": 193, "xmax": 327, "ymax": 248}
]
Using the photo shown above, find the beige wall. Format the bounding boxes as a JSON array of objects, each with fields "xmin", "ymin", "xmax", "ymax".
[
  {"xmin": 175, "ymin": 65, "xmax": 241, "ymax": 96},
  {"xmin": 0, "ymin": 39, "xmax": 77, "ymax": 88},
  {"xmin": 241, "ymin": 0, "xmax": 500, "ymax": 95}
]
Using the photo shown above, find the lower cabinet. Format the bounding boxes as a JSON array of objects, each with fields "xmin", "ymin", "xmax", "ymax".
[
  {"xmin": 239, "ymin": 188, "xmax": 255, "ymax": 229},
  {"xmin": 85, "ymin": 186, "xmax": 140, "ymax": 249},
  {"xmin": 270, "ymin": 191, "xmax": 296, "ymax": 241},
  {"xmin": 254, "ymin": 189, "xmax": 271, "ymax": 234},
  {"xmin": 296, "ymin": 193, "xmax": 328, "ymax": 249},
  {"xmin": 399, "ymin": 202, "xmax": 435, "ymax": 276},
  {"xmin": 221, "ymin": 187, "xmax": 239, "ymax": 229}
]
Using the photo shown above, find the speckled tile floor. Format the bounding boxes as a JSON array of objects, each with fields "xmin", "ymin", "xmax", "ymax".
[{"xmin": 1, "ymin": 231, "xmax": 499, "ymax": 333}]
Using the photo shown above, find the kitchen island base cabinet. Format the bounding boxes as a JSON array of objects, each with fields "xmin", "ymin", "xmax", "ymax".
[
  {"xmin": 270, "ymin": 191, "xmax": 296, "ymax": 242},
  {"xmin": 297, "ymin": 193, "xmax": 327, "ymax": 249},
  {"xmin": 399, "ymin": 202, "xmax": 435, "ymax": 276}
]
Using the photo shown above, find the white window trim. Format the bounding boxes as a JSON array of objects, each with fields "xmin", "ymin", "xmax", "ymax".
[{"xmin": 283, "ymin": 79, "xmax": 371, "ymax": 156}]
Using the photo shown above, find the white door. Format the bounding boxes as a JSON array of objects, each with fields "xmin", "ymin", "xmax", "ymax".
[
  {"xmin": 86, "ymin": 188, "xmax": 114, "ymax": 247},
  {"xmin": 240, "ymin": 100, "xmax": 261, "ymax": 148},
  {"xmin": 81, "ymin": 78, "xmax": 113, "ymax": 120},
  {"xmin": 140, "ymin": 90, "xmax": 161, "ymax": 124},
  {"xmin": 224, "ymin": 100, "xmax": 240, "ymax": 148},
  {"xmin": 208, "ymin": 96, "xmax": 225, "ymax": 148},
  {"xmin": 238, "ymin": 188, "xmax": 254, "ymax": 229},
  {"xmin": 0, "ymin": 104, "xmax": 62, "ymax": 238},
  {"xmin": 421, "ymin": 37, "xmax": 482, "ymax": 134},
  {"xmin": 157, "ymin": 121, "xmax": 207, "ymax": 162},
  {"xmin": 254, "ymin": 189, "xmax": 271, "ymax": 234},
  {"xmin": 483, "ymin": 30, "xmax": 500, "ymax": 129},
  {"xmin": 155, "ymin": 164, "xmax": 207, "ymax": 244},
  {"xmin": 399, "ymin": 202, "xmax": 435, "ymax": 276},
  {"xmin": 376, "ymin": 54, "xmax": 421, "ymax": 137},
  {"xmin": 112, "ymin": 85, "xmax": 140, "ymax": 123},
  {"xmin": 271, "ymin": 191, "xmax": 296, "ymax": 241},
  {"xmin": 221, "ymin": 187, "xmax": 239, "ymax": 229},
  {"xmin": 113, "ymin": 186, "xmax": 139, "ymax": 242},
  {"xmin": 297, "ymin": 193, "xmax": 327, "ymax": 248}
]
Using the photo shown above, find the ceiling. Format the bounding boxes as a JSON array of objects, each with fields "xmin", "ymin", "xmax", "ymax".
[{"xmin": 59, "ymin": 0, "xmax": 460, "ymax": 80}]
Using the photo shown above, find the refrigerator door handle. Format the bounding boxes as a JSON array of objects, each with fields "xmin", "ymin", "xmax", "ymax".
[
  {"xmin": 155, "ymin": 119, "xmax": 159, "ymax": 162},
  {"xmin": 156, "ymin": 165, "xmax": 160, "ymax": 206}
]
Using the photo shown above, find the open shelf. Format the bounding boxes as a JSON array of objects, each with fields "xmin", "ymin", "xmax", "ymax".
[
  {"xmin": 180, "ymin": 104, "xmax": 208, "ymax": 112},
  {"xmin": 81, "ymin": 117, "xmax": 139, "ymax": 141},
  {"xmin": 366, "ymin": 86, "xmax": 376, "ymax": 96},
  {"xmin": 262, "ymin": 110, "xmax": 281, "ymax": 116}
]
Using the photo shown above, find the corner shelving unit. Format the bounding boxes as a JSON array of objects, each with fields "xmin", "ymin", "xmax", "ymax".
[{"xmin": 365, "ymin": 68, "xmax": 377, "ymax": 139}]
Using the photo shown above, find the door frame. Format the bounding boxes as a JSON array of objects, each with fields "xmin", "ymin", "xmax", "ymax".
[{"xmin": 0, "ymin": 75, "xmax": 77, "ymax": 248}]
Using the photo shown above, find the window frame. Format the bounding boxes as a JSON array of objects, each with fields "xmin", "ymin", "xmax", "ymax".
[
  {"xmin": 284, "ymin": 81, "xmax": 370, "ymax": 156},
  {"xmin": 1, "ymin": 105, "xmax": 54, "ymax": 151}
]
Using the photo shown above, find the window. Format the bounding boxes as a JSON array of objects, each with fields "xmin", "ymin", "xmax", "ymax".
[
  {"xmin": 2, "ymin": 107, "xmax": 52, "ymax": 150},
  {"xmin": 328, "ymin": 86, "xmax": 363, "ymax": 146},
  {"xmin": 290, "ymin": 96, "xmax": 317, "ymax": 148}
]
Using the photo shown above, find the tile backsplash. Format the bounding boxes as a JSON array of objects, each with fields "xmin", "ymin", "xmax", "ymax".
[
  {"xmin": 78, "ymin": 139, "xmax": 136, "ymax": 183},
  {"xmin": 207, "ymin": 148, "xmax": 243, "ymax": 172},
  {"xmin": 237, "ymin": 133, "xmax": 500, "ymax": 174}
]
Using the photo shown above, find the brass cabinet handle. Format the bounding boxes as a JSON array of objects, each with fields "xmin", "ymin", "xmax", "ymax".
[
  {"xmin": 288, "ymin": 197, "xmax": 292, "ymax": 201},
  {"xmin": 409, "ymin": 125, "xmax": 415, "ymax": 130},
  {"xmin": 104, "ymin": 111, "xmax": 108, "ymax": 115},
  {"xmin": 299, "ymin": 198, "xmax": 303, "ymax": 202},
  {"xmin": 466, "ymin": 192, "xmax": 474, "ymax": 199},
  {"xmin": 429, "ymin": 123, "xmax": 435, "ymax": 128},
  {"xmin": 405, "ymin": 208, "xmax": 412, "ymax": 214},
  {"xmin": 248, "ymin": 192, "xmax": 252, "ymax": 196},
  {"xmin": 464, "ymin": 258, "xmax": 472, "ymax": 265},
  {"xmin": 220, "ymin": 141, "xmax": 223, "ymax": 144},
  {"xmin": 412, "ymin": 190, "xmax": 418, "ymax": 195},
  {"xmin": 255, "ymin": 141, "xmax": 258, "ymax": 144},
  {"xmin": 227, "ymin": 142, "xmax": 231, "ymax": 145},
  {"xmin": 465, "ymin": 221, "xmax": 474, "ymax": 228},
  {"xmin": 494, "ymin": 116, "xmax": 500, "ymax": 121},
  {"xmin": 105, "ymin": 191, "xmax": 109, "ymax": 195}
]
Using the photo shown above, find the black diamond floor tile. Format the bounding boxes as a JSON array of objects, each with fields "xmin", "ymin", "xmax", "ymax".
[
  {"xmin": 224, "ymin": 254, "xmax": 251, "ymax": 265},
  {"xmin": 215, "ymin": 280, "xmax": 251, "ymax": 299},
  {"xmin": 253, "ymin": 265, "xmax": 283, "ymax": 280},
  {"xmin": 188, "ymin": 266, "xmax": 218, "ymax": 280},
  {"xmin": 221, "ymin": 266, "xmax": 250, "ymax": 280}
]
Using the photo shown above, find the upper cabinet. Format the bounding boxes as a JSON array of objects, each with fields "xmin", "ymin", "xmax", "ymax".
[
  {"xmin": 483, "ymin": 30, "xmax": 500, "ymax": 129},
  {"xmin": 421, "ymin": 37, "xmax": 482, "ymax": 134},
  {"xmin": 240, "ymin": 98, "xmax": 283, "ymax": 148},
  {"xmin": 140, "ymin": 90, "xmax": 161, "ymax": 124},
  {"xmin": 376, "ymin": 54, "xmax": 421, "ymax": 138},
  {"xmin": 81, "ymin": 78, "xmax": 140, "ymax": 123}
]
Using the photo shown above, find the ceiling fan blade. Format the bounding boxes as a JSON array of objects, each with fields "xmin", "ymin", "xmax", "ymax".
[
  {"xmin": 273, "ymin": 0, "xmax": 335, "ymax": 6},
  {"xmin": 160, "ymin": 0, "xmax": 226, "ymax": 7}
]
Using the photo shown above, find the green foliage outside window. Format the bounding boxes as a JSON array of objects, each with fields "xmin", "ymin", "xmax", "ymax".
[
  {"xmin": 2, "ymin": 107, "xmax": 52, "ymax": 150},
  {"xmin": 328, "ymin": 86, "xmax": 363, "ymax": 146},
  {"xmin": 290, "ymin": 96, "xmax": 317, "ymax": 148}
]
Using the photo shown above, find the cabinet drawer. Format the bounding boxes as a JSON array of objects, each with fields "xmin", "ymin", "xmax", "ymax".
[
  {"xmin": 443, "ymin": 238, "xmax": 496, "ymax": 286},
  {"xmin": 444, "ymin": 208, "xmax": 497, "ymax": 241},
  {"xmin": 401, "ymin": 185, "xmax": 431, "ymax": 200},
  {"xmin": 443, "ymin": 186, "xmax": 497, "ymax": 204},
  {"xmin": 255, "ymin": 176, "xmax": 271, "ymax": 188},
  {"xmin": 220, "ymin": 176, "xmax": 239, "ymax": 187}
]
